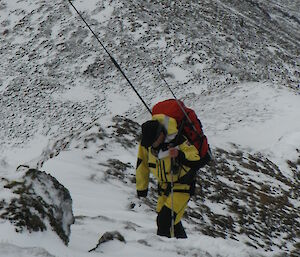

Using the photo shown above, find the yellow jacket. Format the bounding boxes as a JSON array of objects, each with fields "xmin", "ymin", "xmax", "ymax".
[{"xmin": 136, "ymin": 114, "xmax": 201, "ymax": 196}]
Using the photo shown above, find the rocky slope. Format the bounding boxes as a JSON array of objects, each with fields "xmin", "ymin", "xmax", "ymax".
[{"xmin": 0, "ymin": 0, "xmax": 299, "ymax": 151}]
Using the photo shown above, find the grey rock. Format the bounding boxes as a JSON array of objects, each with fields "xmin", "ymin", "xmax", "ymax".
[
  {"xmin": 0, "ymin": 168, "xmax": 74, "ymax": 245},
  {"xmin": 89, "ymin": 231, "xmax": 126, "ymax": 252}
]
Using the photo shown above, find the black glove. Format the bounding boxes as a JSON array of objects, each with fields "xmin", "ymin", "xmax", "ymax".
[{"xmin": 137, "ymin": 189, "xmax": 148, "ymax": 198}]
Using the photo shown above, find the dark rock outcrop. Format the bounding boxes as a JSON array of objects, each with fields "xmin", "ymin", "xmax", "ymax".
[{"xmin": 0, "ymin": 167, "xmax": 74, "ymax": 245}]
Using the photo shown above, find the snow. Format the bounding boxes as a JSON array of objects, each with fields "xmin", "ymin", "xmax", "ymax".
[
  {"xmin": 0, "ymin": 0, "xmax": 299, "ymax": 256},
  {"xmin": 106, "ymin": 93, "xmax": 134, "ymax": 116},
  {"xmin": 70, "ymin": 0, "xmax": 118, "ymax": 24},
  {"xmin": 0, "ymin": 243, "xmax": 55, "ymax": 257},
  {"xmin": 1, "ymin": 133, "xmax": 48, "ymax": 173},
  {"xmin": 167, "ymin": 65, "xmax": 190, "ymax": 83},
  {"xmin": 202, "ymin": 82, "xmax": 300, "ymax": 162},
  {"xmin": 51, "ymin": 84, "xmax": 96, "ymax": 103}
]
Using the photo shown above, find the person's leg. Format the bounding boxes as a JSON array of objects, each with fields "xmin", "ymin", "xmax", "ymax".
[
  {"xmin": 157, "ymin": 206, "xmax": 188, "ymax": 238},
  {"xmin": 157, "ymin": 192, "xmax": 190, "ymax": 238},
  {"xmin": 156, "ymin": 205, "xmax": 172, "ymax": 237},
  {"xmin": 164, "ymin": 192, "xmax": 190, "ymax": 225},
  {"xmin": 174, "ymin": 221, "xmax": 187, "ymax": 238}
]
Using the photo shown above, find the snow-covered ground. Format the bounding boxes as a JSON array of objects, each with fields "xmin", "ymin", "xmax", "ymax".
[
  {"xmin": 197, "ymin": 82, "xmax": 300, "ymax": 175},
  {"xmin": 1, "ymin": 81, "xmax": 299, "ymax": 257},
  {"xmin": 0, "ymin": 0, "xmax": 299, "ymax": 256}
]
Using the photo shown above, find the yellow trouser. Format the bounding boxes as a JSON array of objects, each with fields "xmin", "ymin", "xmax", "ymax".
[{"xmin": 156, "ymin": 183, "xmax": 190, "ymax": 225}]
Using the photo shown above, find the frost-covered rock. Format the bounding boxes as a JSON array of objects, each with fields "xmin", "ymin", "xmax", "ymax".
[
  {"xmin": 0, "ymin": 167, "xmax": 74, "ymax": 245},
  {"xmin": 89, "ymin": 231, "xmax": 126, "ymax": 252}
]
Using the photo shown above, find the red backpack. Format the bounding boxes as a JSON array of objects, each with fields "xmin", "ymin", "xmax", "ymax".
[{"xmin": 152, "ymin": 99, "xmax": 210, "ymax": 160}]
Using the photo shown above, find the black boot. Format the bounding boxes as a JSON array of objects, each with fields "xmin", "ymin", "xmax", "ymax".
[{"xmin": 174, "ymin": 221, "xmax": 187, "ymax": 238}]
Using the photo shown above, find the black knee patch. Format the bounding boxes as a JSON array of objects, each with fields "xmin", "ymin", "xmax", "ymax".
[{"xmin": 157, "ymin": 206, "xmax": 172, "ymax": 237}]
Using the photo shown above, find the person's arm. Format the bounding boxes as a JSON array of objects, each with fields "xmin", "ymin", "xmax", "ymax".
[
  {"xmin": 136, "ymin": 144, "xmax": 150, "ymax": 197},
  {"xmin": 177, "ymin": 141, "xmax": 202, "ymax": 169}
]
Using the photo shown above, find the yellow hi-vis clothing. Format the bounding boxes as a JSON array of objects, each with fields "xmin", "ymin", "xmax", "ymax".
[{"xmin": 136, "ymin": 114, "xmax": 201, "ymax": 225}]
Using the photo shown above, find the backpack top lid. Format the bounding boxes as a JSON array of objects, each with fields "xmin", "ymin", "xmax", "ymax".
[{"xmin": 152, "ymin": 99, "xmax": 186, "ymax": 124}]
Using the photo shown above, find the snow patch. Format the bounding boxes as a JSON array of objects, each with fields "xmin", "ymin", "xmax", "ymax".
[
  {"xmin": 167, "ymin": 65, "xmax": 190, "ymax": 83},
  {"xmin": 52, "ymin": 84, "xmax": 95, "ymax": 102}
]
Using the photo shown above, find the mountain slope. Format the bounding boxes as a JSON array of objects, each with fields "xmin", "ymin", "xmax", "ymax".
[
  {"xmin": 0, "ymin": 0, "xmax": 299, "ymax": 152},
  {"xmin": 32, "ymin": 115, "xmax": 300, "ymax": 256},
  {"xmin": 0, "ymin": 0, "xmax": 299, "ymax": 257}
]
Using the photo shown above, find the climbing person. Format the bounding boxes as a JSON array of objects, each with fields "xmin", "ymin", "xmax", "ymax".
[{"xmin": 136, "ymin": 107, "xmax": 210, "ymax": 238}]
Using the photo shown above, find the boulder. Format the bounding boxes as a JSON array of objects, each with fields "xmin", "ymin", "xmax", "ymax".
[{"xmin": 0, "ymin": 167, "xmax": 74, "ymax": 245}]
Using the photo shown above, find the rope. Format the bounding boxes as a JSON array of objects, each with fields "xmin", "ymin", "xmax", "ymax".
[{"xmin": 67, "ymin": 0, "xmax": 152, "ymax": 114}]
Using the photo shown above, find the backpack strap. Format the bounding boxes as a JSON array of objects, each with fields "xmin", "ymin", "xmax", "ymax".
[{"xmin": 171, "ymin": 116, "xmax": 187, "ymax": 147}]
